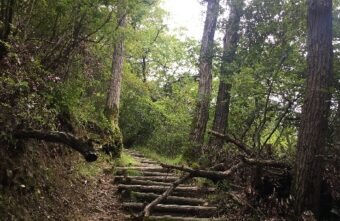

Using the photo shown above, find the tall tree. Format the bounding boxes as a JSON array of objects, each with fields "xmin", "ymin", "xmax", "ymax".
[
  {"xmin": 105, "ymin": 0, "xmax": 127, "ymax": 124},
  {"xmin": 334, "ymin": 81, "xmax": 340, "ymax": 159},
  {"xmin": 335, "ymin": 96, "xmax": 340, "ymax": 155},
  {"xmin": 209, "ymin": 0, "xmax": 243, "ymax": 149},
  {"xmin": 190, "ymin": 0, "xmax": 220, "ymax": 145},
  {"xmin": 0, "ymin": 0, "xmax": 15, "ymax": 59},
  {"xmin": 294, "ymin": 0, "xmax": 333, "ymax": 216}
]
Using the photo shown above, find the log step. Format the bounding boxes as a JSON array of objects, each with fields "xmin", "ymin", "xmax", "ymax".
[
  {"xmin": 130, "ymin": 192, "xmax": 206, "ymax": 206},
  {"xmin": 114, "ymin": 176, "xmax": 179, "ymax": 182},
  {"xmin": 115, "ymin": 166, "xmax": 171, "ymax": 173},
  {"xmin": 118, "ymin": 184, "xmax": 216, "ymax": 196},
  {"xmin": 115, "ymin": 171, "xmax": 174, "ymax": 177},
  {"xmin": 140, "ymin": 160, "xmax": 159, "ymax": 164},
  {"xmin": 139, "ymin": 171, "xmax": 175, "ymax": 176},
  {"xmin": 134, "ymin": 158, "xmax": 159, "ymax": 164},
  {"xmin": 116, "ymin": 178, "xmax": 177, "ymax": 186},
  {"xmin": 144, "ymin": 215, "xmax": 226, "ymax": 221},
  {"xmin": 127, "ymin": 153, "xmax": 145, "ymax": 157},
  {"xmin": 122, "ymin": 203, "xmax": 217, "ymax": 217},
  {"xmin": 119, "ymin": 150, "xmax": 219, "ymax": 219}
]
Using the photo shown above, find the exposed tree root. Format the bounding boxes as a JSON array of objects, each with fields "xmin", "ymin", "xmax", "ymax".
[{"xmin": 14, "ymin": 129, "xmax": 97, "ymax": 162}]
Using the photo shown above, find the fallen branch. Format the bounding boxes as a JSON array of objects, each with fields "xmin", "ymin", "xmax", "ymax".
[
  {"xmin": 140, "ymin": 173, "xmax": 192, "ymax": 217},
  {"xmin": 208, "ymin": 131, "xmax": 291, "ymax": 169},
  {"xmin": 131, "ymin": 192, "xmax": 205, "ymax": 206},
  {"xmin": 161, "ymin": 162, "xmax": 244, "ymax": 180},
  {"xmin": 14, "ymin": 129, "xmax": 97, "ymax": 162},
  {"xmin": 209, "ymin": 130, "xmax": 253, "ymax": 155},
  {"xmin": 241, "ymin": 156, "xmax": 291, "ymax": 169}
]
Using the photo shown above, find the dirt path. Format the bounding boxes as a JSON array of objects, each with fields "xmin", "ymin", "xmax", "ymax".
[{"xmin": 77, "ymin": 158, "xmax": 127, "ymax": 221}]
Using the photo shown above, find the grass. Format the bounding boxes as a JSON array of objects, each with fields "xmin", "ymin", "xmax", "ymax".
[
  {"xmin": 115, "ymin": 151, "xmax": 142, "ymax": 175},
  {"xmin": 116, "ymin": 151, "xmax": 138, "ymax": 166},
  {"xmin": 135, "ymin": 146, "xmax": 184, "ymax": 165},
  {"xmin": 76, "ymin": 153, "xmax": 113, "ymax": 180}
]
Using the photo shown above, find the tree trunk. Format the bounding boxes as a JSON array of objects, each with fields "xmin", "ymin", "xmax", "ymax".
[
  {"xmin": 189, "ymin": 0, "xmax": 220, "ymax": 145},
  {"xmin": 0, "ymin": 0, "xmax": 15, "ymax": 59},
  {"xmin": 209, "ymin": 0, "xmax": 243, "ymax": 149},
  {"xmin": 335, "ymin": 97, "xmax": 340, "ymax": 157},
  {"xmin": 294, "ymin": 0, "xmax": 333, "ymax": 216},
  {"xmin": 14, "ymin": 130, "xmax": 98, "ymax": 162},
  {"xmin": 334, "ymin": 80, "xmax": 340, "ymax": 158},
  {"xmin": 105, "ymin": 0, "xmax": 126, "ymax": 124}
]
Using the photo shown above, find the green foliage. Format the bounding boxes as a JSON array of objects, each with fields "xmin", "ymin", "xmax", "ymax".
[{"xmin": 116, "ymin": 152, "xmax": 138, "ymax": 166}]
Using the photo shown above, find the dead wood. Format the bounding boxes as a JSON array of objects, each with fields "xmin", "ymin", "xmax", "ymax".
[
  {"xmin": 241, "ymin": 156, "xmax": 291, "ymax": 169},
  {"xmin": 141, "ymin": 173, "xmax": 192, "ymax": 217},
  {"xmin": 131, "ymin": 192, "xmax": 205, "ymax": 205},
  {"xmin": 209, "ymin": 130, "xmax": 253, "ymax": 155},
  {"xmin": 161, "ymin": 162, "xmax": 244, "ymax": 180}
]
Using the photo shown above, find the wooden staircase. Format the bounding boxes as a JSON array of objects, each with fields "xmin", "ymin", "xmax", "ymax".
[{"xmin": 114, "ymin": 149, "xmax": 225, "ymax": 221}]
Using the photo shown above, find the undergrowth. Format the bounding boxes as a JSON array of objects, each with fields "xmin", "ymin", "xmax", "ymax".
[
  {"xmin": 76, "ymin": 153, "xmax": 114, "ymax": 180},
  {"xmin": 135, "ymin": 146, "xmax": 184, "ymax": 165}
]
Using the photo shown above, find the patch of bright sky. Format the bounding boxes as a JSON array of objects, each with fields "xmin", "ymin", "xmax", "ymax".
[{"xmin": 161, "ymin": 0, "xmax": 205, "ymax": 40}]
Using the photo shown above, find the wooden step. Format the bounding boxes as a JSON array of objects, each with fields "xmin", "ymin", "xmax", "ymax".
[
  {"xmin": 118, "ymin": 184, "xmax": 216, "ymax": 196},
  {"xmin": 134, "ymin": 158, "xmax": 158, "ymax": 164},
  {"xmin": 116, "ymin": 171, "xmax": 174, "ymax": 177},
  {"xmin": 122, "ymin": 203, "xmax": 217, "ymax": 217},
  {"xmin": 130, "ymin": 192, "xmax": 206, "ymax": 206},
  {"xmin": 115, "ymin": 166, "xmax": 171, "ymax": 173},
  {"xmin": 139, "ymin": 171, "xmax": 175, "ymax": 176},
  {"xmin": 128, "ymin": 153, "xmax": 145, "ymax": 157},
  {"xmin": 144, "ymin": 215, "xmax": 226, "ymax": 221},
  {"xmin": 139, "ymin": 160, "xmax": 159, "ymax": 164},
  {"xmin": 114, "ymin": 176, "xmax": 179, "ymax": 182},
  {"xmin": 116, "ymin": 178, "xmax": 175, "ymax": 186}
]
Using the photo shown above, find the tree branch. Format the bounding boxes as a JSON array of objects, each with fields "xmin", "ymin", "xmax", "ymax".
[
  {"xmin": 14, "ymin": 130, "xmax": 98, "ymax": 162},
  {"xmin": 139, "ymin": 173, "xmax": 192, "ymax": 218},
  {"xmin": 208, "ymin": 130, "xmax": 253, "ymax": 156},
  {"xmin": 161, "ymin": 162, "xmax": 244, "ymax": 180}
]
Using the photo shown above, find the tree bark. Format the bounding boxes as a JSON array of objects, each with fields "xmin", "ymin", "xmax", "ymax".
[
  {"xmin": 0, "ymin": 0, "xmax": 15, "ymax": 59},
  {"xmin": 209, "ymin": 0, "xmax": 243, "ymax": 148},
  {"xmin": 105, "ymin": 0, "xmax": 127, "ymax": 123},
  {"xmin": 334, "ymin": 80, "xmax": 340, "ymax": 158},
  {"xmin": 335, "ymin": 97, "xmax": 340, "ymax": 157},
  {"xmin": 189, "ymin": 0, "xmax": 220, "ymax": 145},
  {"xmin": 294, "ymin": 0, "xmax": 333, "ymax": 216},
  {"xmin": 14, "ymin": 130, "xmax": 98, "ymax": 162}
]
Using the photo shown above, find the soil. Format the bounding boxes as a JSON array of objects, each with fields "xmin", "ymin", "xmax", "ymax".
[
  {"xmin": 79, "ymin": 167, "xmax": 126, "ymax": 220},
  {"xmin": 0, "ymin": 142, "xmax": 126, "ymax": 221}
]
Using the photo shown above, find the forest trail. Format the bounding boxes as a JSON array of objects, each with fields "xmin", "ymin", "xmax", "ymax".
[{"xmin": 114, "ymin": 149, "xmax": 224, "ymax": 221}]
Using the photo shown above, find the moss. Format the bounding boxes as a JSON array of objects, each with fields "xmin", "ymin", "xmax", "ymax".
[{"xmin": 100, "ymin": 117, "xmax": 123, "ymax": 159}]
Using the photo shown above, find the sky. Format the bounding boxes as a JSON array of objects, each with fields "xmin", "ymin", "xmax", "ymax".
[{"xmin": 161, "ymin": 0, "xmax": 205, "ymax": 40}]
